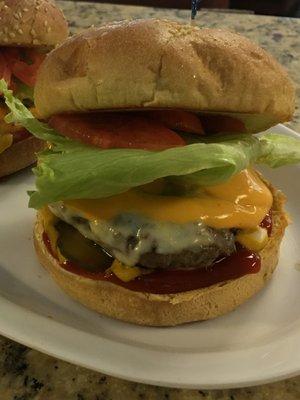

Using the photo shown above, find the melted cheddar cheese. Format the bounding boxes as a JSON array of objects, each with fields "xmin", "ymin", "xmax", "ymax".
[
  {"xmin": 111, "ymin": 260, "xmax": 143, "ymax": 282},
  {"xmin": 65, "ymin": 169, "xmax": 273, "ymax": 229},
  {"xmin": 41, "ymin": 207, "xmax": 144, "ymax": 282}
]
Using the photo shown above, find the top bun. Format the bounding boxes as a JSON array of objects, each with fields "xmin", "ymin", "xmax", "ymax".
[
  {"xmin": 0, "ymin": 0, "xmax": 68, "ymax": 47},
  {"xmin": 34, "ymin": 19, "xmax": 295, "ymax": 132}
]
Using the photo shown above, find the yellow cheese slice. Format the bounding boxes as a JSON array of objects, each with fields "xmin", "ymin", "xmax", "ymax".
[{"xmin": 65, "ymin": 169, "xmax": 273, "ymax": 229}]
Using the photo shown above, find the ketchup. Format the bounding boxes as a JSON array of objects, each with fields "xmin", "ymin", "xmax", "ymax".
[
  {"xmin": 98, "ymin": 249, "xmax": 260, "ymax": 294},
  {"xmin": 43, "ymin": 233, "xmax": 56, "ymax": 257},
  {"xmin": 43, "ymin": 212, "xmax": 272, "ymax": 295},
  {"xmin": 260, "ymin": 210, "xmax": 272, "ymax": 236},
  {"xmin": 43, "ymin": 237, "xmax": 261, "ymax": 295}
]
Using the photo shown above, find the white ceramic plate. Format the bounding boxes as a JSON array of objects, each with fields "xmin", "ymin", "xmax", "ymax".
[{"xmin": 0, "ymin": 124, "xmax": 299, "ymax": 389}]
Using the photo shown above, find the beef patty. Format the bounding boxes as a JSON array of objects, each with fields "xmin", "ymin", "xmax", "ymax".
[{"xmin": 50, "ymin": 202, "xmax": 236, "ymax": 270}]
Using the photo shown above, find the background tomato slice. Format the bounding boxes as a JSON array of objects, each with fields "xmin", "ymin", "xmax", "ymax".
[
  {"xmin": 0, "ymin": 52, "xmax": 12, "ymax": 86},
  {"xmin": 9, "ymin": 60, "xmax": 37, "ymax": 87},
  {"xmin": 49, "ymin": 113, "xmax": 186, "ymax": 150},
  {"xmin": 2, "ymin": 48, "xmax": 45, "ymax": 87}
]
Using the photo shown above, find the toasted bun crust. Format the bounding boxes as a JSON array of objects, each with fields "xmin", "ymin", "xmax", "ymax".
[
  {"xmin": 33, "ymin": 184, "xmax": 288, "ymax": 326},
  {"xmin": 34, "ymin": 19, "xmax": 294, "ymax": 132},
  {"xmin": 0, "ymin": 136, "xmax": 45, "ymax": 178},
  {"xmin": 0, "ymin": 0, "xmax": 68, "ymax": 47}
]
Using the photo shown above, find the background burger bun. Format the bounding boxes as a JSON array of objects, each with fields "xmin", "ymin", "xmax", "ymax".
[
  {"xmin": 0, "ymin": 136, "xmax": 45, "ymax": 178},
  {"xmin": 0, "ymin": 0, "xmax": 68, "ymax": 47},
  {"xmin": 34, "ymin": 19, "xmax": 295, "ymax": 132},
  {"xmin": 34, "ymin": 184, "xmax": 288, "ymax": 326}
]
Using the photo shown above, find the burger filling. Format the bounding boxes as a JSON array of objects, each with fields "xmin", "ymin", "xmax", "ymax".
[
  {"xmin": 49, "ymin": 202, "xmax": 236, "ymax": 269},
  {"xmin": 2, "ymin": 82, "xmax": 299, "ymax": 293},
  {"xmin": 44, "ymin": 165, "xmax": 272, "ymax": 274},
  {"xmin": 38, "ymin": 166, "xmax": 272, "ymax": 290},
  {"xmin": 41, "ymin": 204, "xmax": 270, "ymax": 292},
  {"xmin": 0, "ymin": 47, "xmax": 45, "ymax": 154}
]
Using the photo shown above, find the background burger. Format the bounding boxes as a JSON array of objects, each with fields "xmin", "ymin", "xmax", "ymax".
[
  {"xmin": 0, "ymin": 0, "xmax": 68, "ymax": 178},
  {"xmin": 1, "ymin": 19, "xmax": 300, "ymax": 326}
]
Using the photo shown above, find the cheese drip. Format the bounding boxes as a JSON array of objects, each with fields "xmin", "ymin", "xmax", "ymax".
[
  {"xmin": 65, "ymin": 169, "xmax": 273, "ymax": 229},
  {"xmin": 40, "ymin": 207, "xmax": 144, "ymax": 282}
]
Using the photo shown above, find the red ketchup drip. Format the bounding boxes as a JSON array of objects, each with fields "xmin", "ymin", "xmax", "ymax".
[
  {"xmin": 43, "ymin": 232, "xmax": 55, "ymax": 256},
  {"xmin": 260, "ymin": 210, "xmax": 272, "ymax": 236},
  {"xmin": 43, "ymin": 211, "xmax": 273, "ymax": 295},
  {"xmin": 101, "ymin": 249, "xmax": 261, "ymax": 294},
  {"xmin": 43, "ymin": 234, "xmax": 261, "ymax": 294}
]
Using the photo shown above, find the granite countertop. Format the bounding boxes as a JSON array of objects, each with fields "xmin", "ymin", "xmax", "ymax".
[{"xmin": 1, "ymin": 1, "xmax": 300, "ymax": 399}]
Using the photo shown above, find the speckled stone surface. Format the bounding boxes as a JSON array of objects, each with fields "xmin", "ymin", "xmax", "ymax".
[
  {"xmin": 1, "ymin": 336, "xmax": 299, "ymax": 400},
  {"xmin": 1, "ymin": 2, "xmax": 300, "ymax": 399}
]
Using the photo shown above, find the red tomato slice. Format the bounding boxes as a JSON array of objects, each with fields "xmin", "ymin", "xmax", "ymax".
[
  {"xmin": 3, "ymin": 48, "xmax": 45, "ymax": 87},
  {"xmin": 200, "ymin": 115, "xmax": 246, "ymax": 133},
  {"xmin": 0, "ymin": 51, "xmax": 12, "ymax": 86},
  {"xmin": 49, "ymin": 113, "xmax": 186, "ymax": 150},
  {"xmin": 148, "ymin": 110, "xmax": 204, "ymax": 135}
]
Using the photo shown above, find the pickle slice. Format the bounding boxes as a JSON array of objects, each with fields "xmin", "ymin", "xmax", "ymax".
[{"xmin": 56, "ymin": 221, "xmax": 112, "ymax": 272}]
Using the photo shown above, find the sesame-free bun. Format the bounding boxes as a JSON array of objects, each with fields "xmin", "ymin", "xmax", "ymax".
[
  {"xmin": 0, "ymin": 0, "xmax": 68, "ymax": 47},
  {"xmin": 34, "ymin": 184, "xmax": 288, "ymax": 326},
  {"xmin": 0, "ymin": 136, "xmax": 45, "ymax": 178},
  {"xmin": 34, "ymin": 19, "xmax": 294, "ymax": 132}
]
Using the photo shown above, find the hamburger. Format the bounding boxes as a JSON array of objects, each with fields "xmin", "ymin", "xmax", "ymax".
[
  {"xmin": 1, "ymin": 19, "xmax": 300, "ymax": 326},
  {"xmin": 0, "ymin": 0, "xmax": 68, "ymax": 178}
]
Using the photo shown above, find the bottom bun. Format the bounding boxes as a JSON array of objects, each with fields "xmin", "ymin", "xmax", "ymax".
[
  {"xmin": 34, "ymin": 186, "xmax": 288, "ymax": 326},
  {"xmin": 0, "ymin": 136, "xmax": 45, "ymax": 178}
]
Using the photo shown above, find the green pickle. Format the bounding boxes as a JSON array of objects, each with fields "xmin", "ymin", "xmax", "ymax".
[{"xmin": 56, "ymin": 221, "xmax": 112, "ymax": 272}]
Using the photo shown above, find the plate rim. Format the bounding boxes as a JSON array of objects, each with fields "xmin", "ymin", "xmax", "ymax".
[
  {"xmin": 0, "ymin": 123, "xmax": 299, "ymax": 389},
  {"xmin": 0, "ymin": 295, "xmax": 299, "ymax": 389}
]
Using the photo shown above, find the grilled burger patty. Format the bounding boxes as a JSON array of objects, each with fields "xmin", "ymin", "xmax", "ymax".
[
  {"xmin": 49, "ymin": 202, "xmax": 236, "ymax": 270},
  {"xmin": 139, "ymin": 232, "xmax": 235, "ymax": 269}
]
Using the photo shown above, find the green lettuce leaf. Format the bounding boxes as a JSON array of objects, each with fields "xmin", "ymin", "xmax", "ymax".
[
  {"xmin": 28, "ymin": 136, "xmax": 264, "ymax": 208},
  {"xmin": 258, "ymin": 133, "xmax": 300, "ymax": 167},
  {"xmin": 14, "ymin": 81, "xmax": 34, "ymax": 104},
  {"xmin": 0, "ymin": 80, "xmax": 75, "ymax": 147},
  {"xmin": 1, "ymin": 79, "xmax": 300, "ymax": 209}
]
